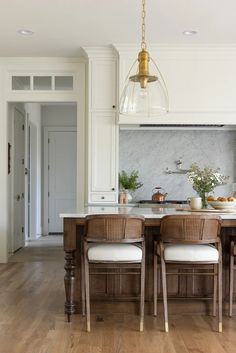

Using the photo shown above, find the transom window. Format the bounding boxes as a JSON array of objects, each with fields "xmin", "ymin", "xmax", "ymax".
[{"xmin": 11, "ymin": 75, "xmax": 74, "ymax": 91}]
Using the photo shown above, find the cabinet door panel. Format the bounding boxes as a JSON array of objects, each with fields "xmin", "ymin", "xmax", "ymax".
[
  {"xmin": 91, "ymin": 112, "xmax": 117, "ymax": 194},
  {"xmin": 91, "ymin": 60, "xmax": 116, "ymax": 110}
]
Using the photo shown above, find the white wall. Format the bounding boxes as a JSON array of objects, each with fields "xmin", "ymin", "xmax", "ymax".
[{"xmin": 41, "ymin": 104, "xmax": 77, "ymax": 127}]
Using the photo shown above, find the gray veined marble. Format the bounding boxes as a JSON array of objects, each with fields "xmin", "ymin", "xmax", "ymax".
[{"xmin": 119, "ymin": 130, "xmax": 236, "ymax": 202}]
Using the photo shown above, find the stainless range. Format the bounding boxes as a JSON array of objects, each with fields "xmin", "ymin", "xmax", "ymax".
[{"xmin": 139, "ymin": 200, "xmax": 188, "ymax": 208}]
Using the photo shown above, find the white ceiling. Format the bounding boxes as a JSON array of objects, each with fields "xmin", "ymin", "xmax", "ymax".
[{"xmin": 0, "ymin": 0, "xmax": 236, "ymax": 57}]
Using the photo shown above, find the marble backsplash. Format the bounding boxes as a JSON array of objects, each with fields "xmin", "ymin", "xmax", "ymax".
[{"xmin": 119, "ymin": 130, "xmax": 236, "ymax": 201}]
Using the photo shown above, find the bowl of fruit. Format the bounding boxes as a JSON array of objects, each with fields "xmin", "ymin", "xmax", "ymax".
[{"xmin": 207, "ymin": 196, "xmax": 236, "ymax": 209}]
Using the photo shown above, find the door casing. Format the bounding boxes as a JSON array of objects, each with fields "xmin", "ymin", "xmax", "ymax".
[{"xmin": 12, "ymin": 106, "xmax": 27, "ymax": 251}]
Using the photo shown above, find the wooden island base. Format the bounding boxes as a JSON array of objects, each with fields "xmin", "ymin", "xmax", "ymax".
[{"xmin": 63, "ymin": 216, "xmax": 236, "ymax": 318}]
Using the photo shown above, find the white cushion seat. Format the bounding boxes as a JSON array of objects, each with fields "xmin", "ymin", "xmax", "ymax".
[
  {"xmin": 88, "ymin": 243, "xmax": 142, "ymax": 262},
  {"xmin": 159, "ymin": 243, "xmax": 219, "ymax": 262}
]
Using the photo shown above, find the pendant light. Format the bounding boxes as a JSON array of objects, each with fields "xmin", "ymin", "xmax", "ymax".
[{"xmin": 119, "ymin": 0, "xmax": 169, "ymax": 117}]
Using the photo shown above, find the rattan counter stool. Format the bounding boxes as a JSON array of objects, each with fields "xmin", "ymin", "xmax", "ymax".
[
  {"xmin": 153, "ymin": 215, "xmax": 222, "ymax": 333},
  {"xmin": 83, "ymin": 214, "xmax": 146, "ymax": 332}
]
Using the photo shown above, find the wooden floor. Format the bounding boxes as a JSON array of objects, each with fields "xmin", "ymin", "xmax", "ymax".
[{"xmin": 1, "ymin": 238, "xmax": 236, "ymax": 353}]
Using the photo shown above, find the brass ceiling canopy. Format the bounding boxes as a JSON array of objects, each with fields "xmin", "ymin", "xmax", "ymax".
[{"xmin": 119, "ymin": 0, "xmax": 168, "ymax": 116}]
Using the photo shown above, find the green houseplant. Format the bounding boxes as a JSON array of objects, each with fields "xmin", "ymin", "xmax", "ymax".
[
  {"xmin": 187, "ymin": 163, "xmax": 229, "ymax": 208},
  {"xmin": 119, "ymin": 170, "xmax": 143, "ymax": 200}
]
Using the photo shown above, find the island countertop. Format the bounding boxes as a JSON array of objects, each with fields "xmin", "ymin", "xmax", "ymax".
[{"xmin": 60, "ymin": 206, "xmax": 236, "ymax": 220}]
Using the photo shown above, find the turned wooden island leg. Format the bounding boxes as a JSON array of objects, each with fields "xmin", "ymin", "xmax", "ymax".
[
  {"xmin": 63, "ymin": 218, "xmax": 77, "ymax": 321},
  {"xmin": 64, "ymin": 250, "xmax": 76, "ymax": 322}
]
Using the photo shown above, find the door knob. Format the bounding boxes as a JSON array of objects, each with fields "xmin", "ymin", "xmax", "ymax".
[{"xmin": 16, "ymin": 194, "xmax": 21, "ymax": 201}]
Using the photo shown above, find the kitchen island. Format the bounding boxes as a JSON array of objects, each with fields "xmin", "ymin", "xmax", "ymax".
[{"xmin": 61, "ymin": 206, "xmax": 236, "ymax": 319}]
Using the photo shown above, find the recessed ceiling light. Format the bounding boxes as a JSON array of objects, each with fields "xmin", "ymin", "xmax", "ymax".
[
  {"xmin": 183, "ymin": 30, "xmax": 198, "ymax": 36},
  {"xmin": 17, "ymin": 29, "xmax": 34, "ymax": 36}
]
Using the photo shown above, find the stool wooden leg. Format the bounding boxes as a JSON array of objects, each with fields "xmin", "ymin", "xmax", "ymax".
[
  {"xmin": 153, "ymin": 242, "xmax": 158, "ymax": 316},
  {"xmin": 81, "ymin": 243, "xmax": 86, "ymax": 317},
  {"xmin": 229, "ymin": 241, "xmax": 234, "ymax": 317},
  {"xmin": 218, "ymin": 255, "xmax": 222, "ymax": 333},
  {"xmin": 161, "ymin": 252, "xmax": 168, "ymax": 333},
  {"xmin": 84, "ymin": 244, "xmax": 91, "ymax": 332},
  {"xmin": 213, "ymin": 264, "xmax": 217, "ymax": 317},
  {"xmin": 140, "ymin": 242, "xmax": 145, "ymax": 332}
]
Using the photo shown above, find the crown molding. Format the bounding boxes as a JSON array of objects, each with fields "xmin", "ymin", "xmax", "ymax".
[
  {"xmin": 113, "ymin": 43, "xmax": 236, "ymax": 57},
  {"xmin": 81, "ymin": 45, "xmax": 117, "ymax": 59},
  {"xmin": 0, "ymin": 57, "xmax": 86, "ymax": 64}
]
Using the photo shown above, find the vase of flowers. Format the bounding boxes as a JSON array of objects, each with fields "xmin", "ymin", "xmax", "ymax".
[
  {"xmin": 119, "ymin": 170, "xmax": 143, "ymax": 202},
  {"xmin": 187, "ymin": 164, "xmax": 229, "ymax": 208}
]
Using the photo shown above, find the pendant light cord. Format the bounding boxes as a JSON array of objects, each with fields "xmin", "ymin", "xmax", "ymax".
[{"xmin": 141, "ymin": 0, "xmax": 147, "ymax": 50}]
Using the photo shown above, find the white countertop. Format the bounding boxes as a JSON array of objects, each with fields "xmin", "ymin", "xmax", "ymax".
[{"xmin": 60, "ymin": 206, "xmax": 236, "ymax": 220}]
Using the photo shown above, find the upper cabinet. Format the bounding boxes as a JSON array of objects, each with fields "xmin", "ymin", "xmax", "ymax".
[
  {"xmin": 90, "ymin": 60, "xmax": 117, "ymax": 110},
  {"xmin": 115, "ymin": 45, "xmax": 236, "ymax": 125},
  {"xmin": 83, "ymin": 47, "xmax": 119, "ymax": 204},
  {"xmin": 90, "ymin": 111, "xmax": 117, "ymax": 201}
]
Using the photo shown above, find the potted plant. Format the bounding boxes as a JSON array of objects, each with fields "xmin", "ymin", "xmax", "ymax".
[
  {"xmin": 187, "ymin": 163, "xmax": 229, "ymax": 208},
  {"xmin": 119, "ymin": 170, "xmax": 143, "ymax": 202}
]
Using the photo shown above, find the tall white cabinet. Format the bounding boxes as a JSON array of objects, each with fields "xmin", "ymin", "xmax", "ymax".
[{"xmin": 83, "ymin": 47, "xmax": 118, "ymax": 204}]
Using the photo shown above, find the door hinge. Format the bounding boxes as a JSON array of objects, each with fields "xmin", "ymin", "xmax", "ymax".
[
  {"xmin": 21, "ymin": 192, "xmax": 24, "ymax": 199},
  {"xmin": 48, "ymin": 191, "xmax": 50, "ymax": 197},
  {"xmin": 22, "ymin": 158, "xmax": 24, "ymax": 165},
  {"xmin": 48, "ymin": 218, "xmax": 50, "ymax": 224},
  {"xmin": 48, "ymin": 138, "xmax": 50, "ymax": 143},
  {"xmin": 22, "ymin": 124, "xmax": 24, "ymax": 131},
  {"xmin": 48, "ymin": 165, "xmax": 50, "ymax": 171},
  {"xmin": 22, "ymin": 226, "xmax": 24, "ymax": 233}
]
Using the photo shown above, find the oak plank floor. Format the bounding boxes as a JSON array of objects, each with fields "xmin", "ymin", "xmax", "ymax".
[{"xmin": 0, "ymin": 238, "xmax": 236, "ymax": 353}]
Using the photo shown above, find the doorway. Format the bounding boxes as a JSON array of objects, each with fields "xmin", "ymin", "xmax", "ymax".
[{"xmin": 9, "ymin": 102, "xmax": 77, "ymax": 252}]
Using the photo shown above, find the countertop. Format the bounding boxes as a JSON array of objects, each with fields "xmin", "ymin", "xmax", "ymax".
[{"xmin": 60, "ymin": 206, "xmax": 236, "ymax": 220}]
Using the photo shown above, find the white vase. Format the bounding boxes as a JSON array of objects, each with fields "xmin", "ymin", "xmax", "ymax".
[{"xmin": 125, "ymin": 190, "xmax": 133, "ymax": 203}]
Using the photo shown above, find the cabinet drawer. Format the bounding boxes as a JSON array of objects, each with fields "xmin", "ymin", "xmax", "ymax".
[{"xmin": 90, "ymin": 193, "xmax": 116, "ymax": 203}]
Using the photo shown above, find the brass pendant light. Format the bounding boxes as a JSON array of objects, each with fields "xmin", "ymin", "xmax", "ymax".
[{"xmin": 119, "ymin": 0, "xmax": 169, "ymax": 116}]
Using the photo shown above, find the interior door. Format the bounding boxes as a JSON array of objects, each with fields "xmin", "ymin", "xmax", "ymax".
[
  {"xmin": 47, "ymin": 129, "xmax": 76, "ymax": 234},
  {"xmin": 13, "ymin": 108, "xmax": 25, "ymax": 251}
]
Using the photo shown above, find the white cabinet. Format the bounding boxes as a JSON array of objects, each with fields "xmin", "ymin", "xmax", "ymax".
[
  {"xmin": 89, "ymin": 112, "xmax": 117, "ymax": 202},
  {"xmin": 91, "ymin": 60, "xmax": 117, "ymax": 110},
  {"xmin": 84, "ymin": 47, "xmax": 118, "ymax": 204}
]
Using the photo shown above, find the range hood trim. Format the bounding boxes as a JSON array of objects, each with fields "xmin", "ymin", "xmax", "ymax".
[{"xmin": 119, "ymin": 124, "xmax": 236, "ymax": 131}]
